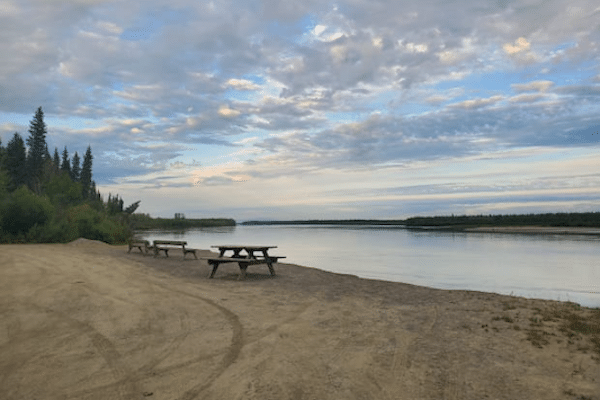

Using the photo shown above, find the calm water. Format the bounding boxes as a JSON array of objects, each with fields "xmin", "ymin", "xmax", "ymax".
[{"xmin": 136, "ymin": 225, "xmax": 600, "ymax": 307}]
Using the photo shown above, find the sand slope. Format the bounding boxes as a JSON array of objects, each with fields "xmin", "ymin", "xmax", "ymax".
[{"xmin": 0, "ymin": 242, "xmax": 598, "ymax": 399}]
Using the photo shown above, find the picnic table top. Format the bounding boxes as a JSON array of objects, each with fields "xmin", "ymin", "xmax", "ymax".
[
  {"xmin": 153, "ymin": 240, "xmax": 187, "ymax": 245},
  {"xmin": 210, "ymin": 245, "xmax": 277, "ymax": 249}
]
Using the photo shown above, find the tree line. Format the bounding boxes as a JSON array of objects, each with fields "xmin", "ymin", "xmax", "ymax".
[
  {"xmin": 0, "ymin": 107, "xmax": 138, "ymax": 243},
  {"xmin": 403, "ymin": 212, "xmax": 600, "ymax": 227},
  {"xmin": 129, "ymin": 214, "xmax": 235, "ymax": 230}
]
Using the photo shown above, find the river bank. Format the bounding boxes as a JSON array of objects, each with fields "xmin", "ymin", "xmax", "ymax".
[
  {"xmin": 1, "ymin": 241, "xmax": 598, "ymax": 399},
  {"xmin": 401, "ymin": 225, "xmax": 600, "ymax": 235}
]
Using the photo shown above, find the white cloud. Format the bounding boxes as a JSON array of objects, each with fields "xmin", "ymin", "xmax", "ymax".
[
  {"xmin": 0, "ymin": 0, "xmax": 20, "ymax": 16},
  {"xmin": 218, "ymin": 105, "xmax": 241, "ymax": 118},
  {"xmin": 226, "ymin": 78, "xmax": 261, "ymax": 91},
  {"xmin": 448, "ymin": 95, "xmax": 504, "ymax": 109},
  {"xmin": 512, "ymin": 80, "xmax": 554, "ymax": 92},
  {"xmin": 503, "ymin": 37, "xmax": 531, "ymax": 55},
  {"xmin": 437, "ymin": 37, "xmax": 475, "ymax": 64},
  {"xmin": 313, "ymin": 25, "xmax": 326, "ymax": 36},
  {"xmin": 404, "ymin": 42, "xmax": 429, "ymax": 53},
  {"xmin": 508, "ymin": 93, "xmax": 546, "ymax": 103}
]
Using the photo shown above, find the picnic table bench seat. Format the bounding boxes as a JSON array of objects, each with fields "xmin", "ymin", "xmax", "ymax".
[{"xmin": 200, "ymin": 256, "xmax": 286, "ymax": 279}]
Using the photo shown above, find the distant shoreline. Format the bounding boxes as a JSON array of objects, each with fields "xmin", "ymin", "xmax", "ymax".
[
  {"xmin": 462, "ymin": 226, "xmax": 600, "ymax": 235},
  {"xmin": 241, "ymin": 220, "xmax": 600, "ymax": 235},
  {"xmin": 242, "ymin": 212, "xmax": 600, "ymax": 233}
]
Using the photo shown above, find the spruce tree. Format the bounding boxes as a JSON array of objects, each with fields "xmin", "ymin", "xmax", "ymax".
[
  {"xmin": 71, "ymin": 152, "xmax": 81, "ymax": 182},
  {"xmin": 26, "ymin": 107, "xmax": 48, "ymax": 190},
  {"xmin": 53, "ymin": 147, "xmax": 60, "ymax": 172},
  {"xmin": 80, "ymin": 146, "xmax": 93, "ymax": 199},
  {"xmin": 6, "ymin": 133, "xmax": 27, "ymax": 191},
  {"xmin": 61, "ymin": 147, "xmax": 71, "ymax": 176},
  {"xmin": 0, "ymin": 137, "xmax": 5, "ymax": 168},
  {"xmin": 90, "ymin": 180, "xmax": 98, "ymax": 201}
]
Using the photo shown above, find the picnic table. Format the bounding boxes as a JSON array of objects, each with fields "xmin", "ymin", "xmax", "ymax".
[
  {"xmin": 203, "ymin": 245, "xmax": 285, "ymax": 279},
  {"xmin": 128, "ymin": 239, "xmax": 151, "ymax": 255},
  {"xmin": 152, "ymin": 240, "xmax": 198, "ymax": 259}
]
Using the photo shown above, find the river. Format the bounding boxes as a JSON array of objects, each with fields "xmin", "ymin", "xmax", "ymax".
[{"xmin": 136, "ymin": 225, "xmax": 600, "ymax": 307}]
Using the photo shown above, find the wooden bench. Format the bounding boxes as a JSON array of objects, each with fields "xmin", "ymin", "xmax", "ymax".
[
  {"xmin": 128, "ymin": 240, "xmax": 151, "ymax": 255},
  {"xmin": 152, "ymin": 240, "xmax": 198, "ymax": 259},
  {"xmin": 201, "ymin": 256, "xmax": 286, "ymax": 279}
]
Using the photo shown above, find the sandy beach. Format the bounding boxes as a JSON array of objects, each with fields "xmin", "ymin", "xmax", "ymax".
[{"xmin": 1, "ymin": 240, "xmax": 598, "ymax": 400}]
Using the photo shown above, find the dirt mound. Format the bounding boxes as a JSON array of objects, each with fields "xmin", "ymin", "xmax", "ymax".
[{"xmin": 66, "ymin": 237, "xmax": 111, "ymax": 247}]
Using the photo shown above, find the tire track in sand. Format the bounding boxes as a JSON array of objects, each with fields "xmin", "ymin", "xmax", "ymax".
[
  {"xmin": 147, "ymin": 284, "xmax": 244, "ymax": 400},
  {"xmin": 55, "ymin": 267, "xmax": 242, "ymax": 400}
]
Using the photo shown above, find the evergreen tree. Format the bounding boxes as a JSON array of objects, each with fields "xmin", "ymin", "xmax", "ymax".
[
  {"xmin": 5, "ymin": 133, "xmax": 27, "ymax": 191},
  {"xmin": 44, "ymin": 144, "xmax": 51, "ymax": 161},
  {"xmin": 71, "ymin": 152, "xmax": 81, "ymax": 182},
  {"xmin": 26, "ymin": 107, "xmax": 48, "ymax": 190},
  {"xmin": 0, "ymin": 138, "xmax": 6, "ymax": 195},
  {"xmin": 106, "ymin": 193, "xmax": 125, "ymax": 215},
  {"xmin": 53, "ymin": 147, "xmax": 60, "ymax": 172},
  {"xmin": 80, "ymin": 146, "xmax": 93, "ymax": 199},
  {"xmin": 0, "ymin": 137, "xmax": 5, "ymax": 169},
  {"xmin": 124, "ymin": 200, "xmax": 141, "ymax": 214},
  {"xmin": 90, "ymin": 180, "xmax": 96, "ymax": 199},
  {"xmin": 61, "ymin": 146, "xmax": 71, "ymax": 176}
]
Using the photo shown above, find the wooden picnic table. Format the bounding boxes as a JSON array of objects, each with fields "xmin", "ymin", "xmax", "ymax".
[
  {"xmin": 203, "ymin": 245, "xmax": 285, "ymax": 279},
  {"xmin": 152, "ymin": 240, "xmax": 198, "ymax": 259}
]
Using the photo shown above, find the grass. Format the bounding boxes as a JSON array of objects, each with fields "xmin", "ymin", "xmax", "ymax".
[
  {"xmin": 529, "ymin": 303, "xmax": 600, "ymax": 357},
  {"xmin": 492, "ymin": 314, "xmax": 514, "ymax": 323},
  {"xmin": 526, "ymin": 329, "xmax": 550, "ymax": 348}
]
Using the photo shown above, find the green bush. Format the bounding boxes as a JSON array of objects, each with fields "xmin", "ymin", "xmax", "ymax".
[
  {"xmin": 1, "ymin": 186, "xmax": 54, "ymax": 236},
  {"xmin": 67, "ymin": 204, "xmax": 131, "ymax": 244},
  {"xmin": 0, "ymin": 169, "xmax": 8, "ymax": 200},
  {"xmin": 45, "ymin": 172, "xmax": 83, "ymax": 206},
  {"xmin": 34, "ymin": 214, "xmax": 78, "ymax": 243}
]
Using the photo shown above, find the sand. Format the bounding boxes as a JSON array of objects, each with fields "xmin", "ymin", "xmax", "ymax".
[{"xmin": 0, "ymin": 240, "xmax": 598, "ymax": 400}]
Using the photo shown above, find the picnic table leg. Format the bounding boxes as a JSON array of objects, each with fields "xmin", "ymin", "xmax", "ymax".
[
  {"xmin": 267, "ymin": 261, "xmax": 276, "ymax": 276},
  {"xmin": 209, "ymin": 262, "xmax": 219, "ymax": 278},
  {"xmin": 238, "ymin": 262, "xmax": 249, "ymax": 280},
  {"xmin": 183, "ymin": 249, "xmax": 197, "ymax": 260}
]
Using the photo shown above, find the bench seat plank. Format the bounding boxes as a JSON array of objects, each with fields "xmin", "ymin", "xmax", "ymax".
[{"xmin": 200, "ymin": 256, "xmax": 286, "ymax": 279}]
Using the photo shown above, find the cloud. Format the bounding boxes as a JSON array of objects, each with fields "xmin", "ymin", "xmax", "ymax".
[
  {"xmin": 218, "ymin": 105, "xmax": 241, "ymax": 118},
  {"xmin": 503, "ymin": 37, "xmax": 531, "ymax": 55},
  {"xmin": 2, "ymin": 0, "xmax": 600, "ymax": 218},
  {"xmin": 508, "ymin": 93, "xmax": 546, "ymax": 103},
  {"xmin": 512, "ymin": 80, "xmax": 555, "ymax": 93},
  {"xmin": 226, "ymin": 78, "xmax": 261, "ymax": 91},
  {"xmin": 448, "ymin": 95, "xmax": 504, "ymax": 110},
  {"xmin": 196, "ymin": 176, "xmax": 236, "ymax": 186}
]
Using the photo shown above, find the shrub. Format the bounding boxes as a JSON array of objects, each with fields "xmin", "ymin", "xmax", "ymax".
[
  {"xmin": 1, "ymin": 186, "xmax": 54, "ymax": 236},
  {"xmin": 66, "ymin": 204, "xmax": 131, "ymax": 244},
  {"xmin": 45, "ymin": 172, "xmax": 83, "ymax": 206},
  {"xmin": 33, "ymin": 214, "xmax": 78, "ymax": 243}
]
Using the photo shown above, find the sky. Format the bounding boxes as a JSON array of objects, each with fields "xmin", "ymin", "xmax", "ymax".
[{"xmin": 1, "ymin": 0, "xmax": 600, "ymax": 221}]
